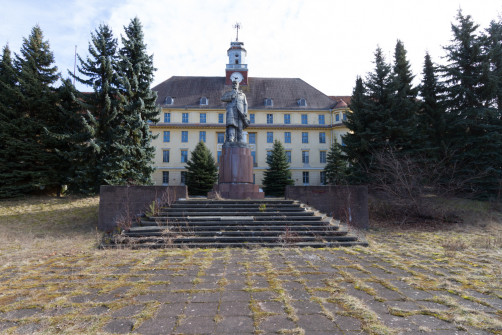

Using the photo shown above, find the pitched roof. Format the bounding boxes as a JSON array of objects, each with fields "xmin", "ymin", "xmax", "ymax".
[
  {"xmin": 153, "ymin": 76, "xmax": 338, "ymax": 110},
  {"xmin": 329, "ymin": 96, "xmax": 351, "ymax": 108}
]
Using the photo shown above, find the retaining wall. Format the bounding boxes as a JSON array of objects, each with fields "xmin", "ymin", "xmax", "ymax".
[
  {"xmin": 285, "ymin": 185, "xmax": 369, "ymax": 229},
  {"xmin": 98, "ymin": 185, "xmax": 188, "ymax": 232}
]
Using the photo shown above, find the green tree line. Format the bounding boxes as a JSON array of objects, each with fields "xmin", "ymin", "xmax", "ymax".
[
  {"xmin": 0, "ymin": 18, "xmax": 159, "ymax": 198},
  {"xmin": 338, "ymin": 10, "xmax": 502, "ymax": 199}
]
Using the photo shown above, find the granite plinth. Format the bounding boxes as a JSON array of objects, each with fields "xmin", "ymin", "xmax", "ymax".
[{"xmin": 210, "ymin": 144, "xmax": 264, "ymax": 199}]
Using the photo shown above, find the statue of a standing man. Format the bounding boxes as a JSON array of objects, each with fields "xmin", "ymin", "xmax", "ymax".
[{"xmin": 221, "ymin": 80, "xmax": 249, "ymax": 144}]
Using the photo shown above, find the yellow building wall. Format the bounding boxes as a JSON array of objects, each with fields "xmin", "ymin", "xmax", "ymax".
[{"xmin": 151, "ymin": 108, "xmax": 349, "ymax": 187}]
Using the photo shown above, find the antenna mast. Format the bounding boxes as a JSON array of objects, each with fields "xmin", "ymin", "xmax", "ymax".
[{"xmin": 233, "ymin": 22, "xmax": 241, "ymax": 41}]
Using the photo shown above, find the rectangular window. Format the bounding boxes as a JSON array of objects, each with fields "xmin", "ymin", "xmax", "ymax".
[
  {"xmin": 284, "ymin": 132, "xmax": 291, "ymax": 143},
  {"xmin": 267, "ymin": 151, "xmax": 272, "ymax": 159},
  {"xmin": 199, "ymin": 131, "xmax": 206, "ymax": 143},
  {"xmin": 181, "ymin": 150, "xmax": 188, "ymax": 163},
  {"xmin": 267, "ymin": 114, "xmax": 273, "ymax": 124},
  {"xmin": 181, "ymin": 171, "xmax": 187, "ymax": 185},
  {"xmin": 302, "ymin": 132, "xmax": 308, "ymax": 143},
  {"xmin": 217, "ymin": 132, "xmax": 225, "ymax": 144},
  {"xmin": 181, "ymin": 131, "xmax": 188, "ymax": 143},
  {"xmin": 319, "ymin": 132, "xmax": 326, "ymax": 143},
  {"xmin": 286, "ymin": 151, "xmax": 291, "ymax": 163},
  {"xmin": 301, "ymin": 114, "xmax": 308, "ymax": 125},
  {"xmin": 162, "ymin": 150, "xmax": 170, "ymax": 163},
  {"xmin": 335, "ymin": 114, "xmax": 340, "ymax": 122},
  {"xmin": 320, "ymin": 151, "xmax": 327, "ymax": 163},
  {"xmin": 318, "ymin": 114, "xmax": 325, "ymax": 125},
  {"xmin": 163, "ymin": 131, "xmax": 170, "ymax": 142},
  {"xmin": 218, "ymin": 113, "xmax": 224, "ymax": 124},
  {"xmin": 164, "ymin": 112, "xmax": 171, "ymax": 123},
  {"xmin": 343, "ymin": 113, "xmax": 347, "ymax": 121},
  {"xmin": 320, "ymin": 171, "xmax": 326, "ymax": 185},
  {"xmin": 267, "ymin": 132, "xmax": 273, "ymax": 143},
  {"xmin": 249, "ymin": 133, "xmax": 256, "ymax": 144},
  {"xmin": 303, "ymin": 171, "xmax": 310, "ymax": 185},
  {"xmin": 284, "ymin": 114, "xmax": 291, "ymax": 124},
  {"xmin": 162, "ymin": 171, "xmax": 169, "ymax": 185},
  {"xmin": 302, "ymin": 151, "xmax": 309, "ymax": 164},
  {"xmin": 251, "ymin": 151, "xmax": 256, "ymax": 163},
  {"xmin": 250, "ymin": 114, "xmax": 255, "ymax": 124},
  {"xmin": 200, "ymin": 113, "xmax": 206, "ymax": 123},
  {"xmin": 182, "ymin": 113, "xmax": 189, "ymax": 123},
  {"xmin": 217, "ymin": 151, "xmax": 222, "ymax": 163}
]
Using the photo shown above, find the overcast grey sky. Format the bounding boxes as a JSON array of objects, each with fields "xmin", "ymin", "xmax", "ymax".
[{"xmin": 1, "ymin": 0, "xmax": 501, "ymax": 95}]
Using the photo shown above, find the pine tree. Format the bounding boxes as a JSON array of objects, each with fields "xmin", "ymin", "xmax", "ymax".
[
  {"xmin": 262, "ymin": 140, "xmax": 294, "ymax": 196},
  {"xmin": 72, "ymin": 24, "xmax": 122, "ymax": 193},
  {"xmin": 46, "ymin": 79, "xmax": 94, "ymax": 194},
  {"xmin": 442, "ymin": 10, "xmax": 502, "ymax": 197},
  {"xmin": 0, "ymin": 45, "xmax": 28, "ymax": 197},
  {"xmin": 10, "ymin": 26, "xmax": 61, "ymax": 195},
  {"xmin": 343, "ymin": 48, "xmax": 394, "ymax": 182},
  {"xmin": 418, "ymin": 52, "xmax": 446, "ymax": 158},
  {"xmin": 389, "ymin": 40, "xmax": 420, "ymax": 154},
  {"xmin": 116, "ymin": 17, "xmax": 160, "ymax": 185},
  {"xmin": 185, "ymin": 142, "xmax": 218, "ymax": 196},
  {"xmin": 323, "ymin": 140, "xmax": 348, "ymax": 185}
]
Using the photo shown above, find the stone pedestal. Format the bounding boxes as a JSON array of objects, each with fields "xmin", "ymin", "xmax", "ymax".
[{"xmin": 209, "ymin": 143, "xmax": 264, "ymax": 199}]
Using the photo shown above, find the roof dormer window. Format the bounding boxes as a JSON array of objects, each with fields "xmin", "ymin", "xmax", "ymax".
[
  {"xmin": 164, "ymin": 96, "xmax": 174, "ymax": 105},
  {"xmin": 200, "ymin": 97, "xmax": 208, "ymax": 105},
  {"xmin": 298, "ymin": 98, "xmax": 307, "ymax": 107},
  {"xmin": 264, "ymin": 98, "xmax": 273, "ymax": 107}
]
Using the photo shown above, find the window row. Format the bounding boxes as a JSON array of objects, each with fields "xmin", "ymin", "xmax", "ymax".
[
  {"xmin": 162, "ymin": 112, "xmax": 345, "ymax": 125},
  {"xmin": 265, "ymin": 131, "xmax": 326, "ymax": 144},
  {"xmin": 162, "ymin": 171, "xmax": 187, "ymax": 185},
  {"xmin": 163, "ymin": 96, "xmax": 209, "ymax": 106},
  {"xmin": 162, "ymin": 170, "xmax": 326, "ymax": 186},
  {"xmin": 163, "ymin": 112, "xmax": 225, "ymax": 124},
  {"xmin": 162, "ymin": 148, "xmax": 327, "ymax": 165},
  {"xmin": 164, "ymin": 131, "xmax": 329, "ymax": 145}
]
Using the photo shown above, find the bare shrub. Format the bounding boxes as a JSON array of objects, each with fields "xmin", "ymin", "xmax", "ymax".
[
  {"xmin": 369, "ymin": 148, "xmax": 476, "ymax": 224},
  {"xmin": 278, "ymin": 226, "xmax": 301, "ymax": 246}
]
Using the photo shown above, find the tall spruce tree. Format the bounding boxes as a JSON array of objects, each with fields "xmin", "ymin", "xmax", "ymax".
[
  {"xmin": 185, "ymin": 142, "xmax": 218, "ymax": 196},
  {"xmin": 323, "ymin": 140, "xmax": 348, "ymax": 185},
  {"xmin": 442, "ymin": 10, "xmax": 502, "ymax": 197},
  {"xmin": 389, "ymin": 40, "xmax": 420, "ymax": 154},
  {"xmin": 11, "ymin": 26, "xmax": 61, "ymax": 195},
  {"xmin": 343, "ymin": 48, "xmax": 393, "ymax": 182},
  {"xmin": 262, "ymin": 140, "xmax": 294, "ymax": 196},
  {"xmin": 47, "ymin": 79, "xmax": 94, "ymax": 194},
  {"xmin": 72, "ymin": 24, "xmax": 123, "ymax": 193},
  {"xmin": 0, "ymin": 45, "xmax": 27, "ymax": 197},
  {"xmin": 116, "ymin": 17, "xmax": 160, "ymax": 185},
  {"xmin": 418, "ymin": 52, "xmax": 446, "ymax": 158}
]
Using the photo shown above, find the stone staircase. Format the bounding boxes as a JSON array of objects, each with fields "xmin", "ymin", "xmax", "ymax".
[{"xmin": 108, "ymin": 199, "xmax": 368, "ymax": 248}]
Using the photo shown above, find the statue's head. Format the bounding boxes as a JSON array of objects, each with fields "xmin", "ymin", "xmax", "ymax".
[{"xmin": 232, "ymin": 79, "xmax": 239, "ymax": 90}]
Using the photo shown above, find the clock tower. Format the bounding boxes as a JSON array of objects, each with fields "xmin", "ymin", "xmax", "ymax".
[{"xmin": 225, "ymin": 24, "xmax": 248, "ymax": 85}]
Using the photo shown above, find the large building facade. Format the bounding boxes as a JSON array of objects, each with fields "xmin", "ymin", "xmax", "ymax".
[{"xmin": 150, "ymin": 39, "xmax": 350, "ymax": 187}]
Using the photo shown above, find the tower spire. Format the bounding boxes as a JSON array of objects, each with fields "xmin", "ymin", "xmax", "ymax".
[{"xmin": 233, "ymin": 22, "xmax": 241, "ymax": 41}]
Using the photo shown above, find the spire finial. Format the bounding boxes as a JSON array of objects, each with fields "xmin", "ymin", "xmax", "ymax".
[{"xmin": 233, "ymin": 22, "xmax": 241, "ymax": 41}]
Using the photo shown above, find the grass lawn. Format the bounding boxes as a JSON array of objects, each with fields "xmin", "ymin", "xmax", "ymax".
[{"xmin": 0, "ymin": 196, "xmax": 501, "ymax": 334}]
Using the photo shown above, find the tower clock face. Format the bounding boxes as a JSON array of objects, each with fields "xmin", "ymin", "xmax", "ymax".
[{"xmin": 230, "ymin": 72, "xmax": 244, "ymax": 83}]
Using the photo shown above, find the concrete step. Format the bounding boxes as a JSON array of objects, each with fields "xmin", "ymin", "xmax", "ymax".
[
  {"xmin": 137, "ymin": 219, "xmax": 330, "ymax": 227},
  {"xmin": 162, "ymin": 207, "xmax": 307, "ymax": 212},
  {"xmin": 114, "ymin": 235, "xmax": 360, "ymax": 244},
  {"xmin": 157, "ymin": 211, "xmax": 315, "ymax": 217},
  {"xmin": 125, "ymin": 228, "xmax": 347, "ymax": 237},
  {"xmin": 176, "ymin": 200, "xmax": 295, "ymax": 205},
  {"xmin": 128, "ymin": 225, "xmax": 340, "ymax": 233},
  {"xmin": 105, "ymin": 241, "xmax": 369, "ymax": 249}
]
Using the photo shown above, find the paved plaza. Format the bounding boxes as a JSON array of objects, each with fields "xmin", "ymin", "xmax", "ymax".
[{"xmin": 1, "ymin": 246, "xmax": 500, "ymax": 335}]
